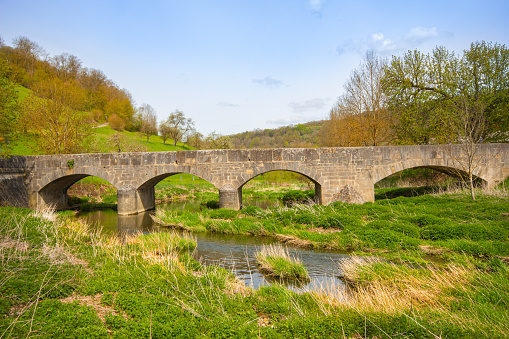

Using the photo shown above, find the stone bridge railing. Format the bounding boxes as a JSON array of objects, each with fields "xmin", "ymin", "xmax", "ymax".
[{"xmin": 1, "ymin": 144, "xmax": 508, "ymax": 215}]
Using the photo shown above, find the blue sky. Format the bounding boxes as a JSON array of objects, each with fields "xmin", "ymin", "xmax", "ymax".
[{"xmin": 1, "ymin": 0, "xmax": 508, "ymax": 135}]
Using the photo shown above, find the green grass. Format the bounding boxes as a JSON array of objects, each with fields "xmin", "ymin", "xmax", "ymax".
[
  {"xmin": 2, "ymin": 200, "xmax": 509, "ymax": 337},
  {"xmin": 156, "ymin": 187, "xmax": 509, "ymax": 261},
  {"xmin": 255, "ymin": 244, "xmax": 309, "ymax": 280},
  {"xmin": 9, "ymin": 125, "xmax": 192, "ymax": 155}
]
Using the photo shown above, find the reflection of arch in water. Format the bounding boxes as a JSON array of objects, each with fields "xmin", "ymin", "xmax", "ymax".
[{"xmin": 37, "ymin": 173, "xmax": 116, "ymax": 211}]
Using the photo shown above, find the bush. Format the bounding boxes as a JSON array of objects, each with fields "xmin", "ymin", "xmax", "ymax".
[{"xmin": 108, "ymin": 113, "xmax": 125, "ymax": 131}]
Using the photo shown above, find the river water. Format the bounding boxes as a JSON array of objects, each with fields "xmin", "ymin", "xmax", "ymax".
[{"xmin": 76, "ymin": 200, "xmax": 349, "ymax": 293}]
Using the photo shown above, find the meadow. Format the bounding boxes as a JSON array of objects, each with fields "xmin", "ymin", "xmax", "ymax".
[{"xmin": 1, "ymin": 179, "xmax": 508, "ymax": 337}]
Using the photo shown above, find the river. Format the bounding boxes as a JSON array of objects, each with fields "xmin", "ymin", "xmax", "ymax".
[{"xmin": 76, "ymin": 200, "xmax": 349, "ymax": 293}]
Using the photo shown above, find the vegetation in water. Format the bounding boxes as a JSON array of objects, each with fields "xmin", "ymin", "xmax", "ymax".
[{"xmin": 255, "ymin": 244, "xmax": 309, "ymax": 280}]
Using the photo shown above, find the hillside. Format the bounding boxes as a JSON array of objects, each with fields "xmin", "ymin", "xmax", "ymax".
[
  {"xmin": 228, "ymin": 120, "xmax": 324, "ymax": 149},
  {"xmin": 10, "ymin": 125, "xmax": 191, "ymax": 155}
]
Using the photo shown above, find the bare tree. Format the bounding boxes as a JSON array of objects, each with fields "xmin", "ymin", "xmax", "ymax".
[
  {"xmin": 321, "ymin": 51, "xmax": 393, "ymax": 147},
  {"xmin": 138, "ymin": 103, "xmax": 157, "ymax": 142},
  {"xmin": 52, "ymin": 53, "xmax": 82, "ymax": 81},
  {"xmin": 163, "ymin": 110, "xmax": 194, "ymax": 146},
  {"xmin": 444, "ymin": 98, "xmax": 487, "ymax": 201}
]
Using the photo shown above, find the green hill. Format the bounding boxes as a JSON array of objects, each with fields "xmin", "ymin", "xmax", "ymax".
[
  {"xmin": 10, "ymin": 125, "xmax": 191, "ymax": 155},
  {"xmin": 228, "ymin": 120, "xmax": 324, "ymax": 149}
]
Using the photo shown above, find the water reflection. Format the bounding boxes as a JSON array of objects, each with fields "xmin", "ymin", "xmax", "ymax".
[{"xmin": 76, "ymin": 200, "xmax": 347, "ymax": 293}]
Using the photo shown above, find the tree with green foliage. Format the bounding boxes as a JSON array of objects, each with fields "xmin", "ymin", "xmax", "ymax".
[
  {"xmin": 0, "ymin": 59, "xmax": 20, "ymax": 156},
  {"xmin": 21, "ymin": 78, "xmax": 91, "ymax": 154},
  {"xmin": 383, "ymin": 41, "xmax": 509, "ymax": 200},
  {"xmin": 383, "ymin": 41, "xmax": 509, "ymax": 144}
]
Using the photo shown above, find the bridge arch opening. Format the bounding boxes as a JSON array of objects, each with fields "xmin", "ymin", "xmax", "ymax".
[
  {"xmin": 137, "ymin": 172, "xmax": 218, "ymax": 212},
  {"xmin": 374, "ymin": 166, "xmax": 487, "ymax": 200},
  {"xmin": 240, "ymin": 170, "xmax": 321, "ymax": 208},
  {"xmin": 38, "ymin": 174, "xmax": 116, "ymax": 211}
]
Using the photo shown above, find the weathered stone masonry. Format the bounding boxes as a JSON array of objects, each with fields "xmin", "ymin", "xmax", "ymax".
[{"xmin": 0, "ymin": 144, "xmax": 508, "ymax": 215}]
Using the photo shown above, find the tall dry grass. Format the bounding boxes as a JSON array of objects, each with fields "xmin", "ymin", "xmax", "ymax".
[{"xmin": 312, "ymin": 257, "xmax": 473, "ymax": 315}]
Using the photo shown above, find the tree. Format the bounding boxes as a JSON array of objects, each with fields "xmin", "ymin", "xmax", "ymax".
[
  {"xmin": 12, "ymin": 36, "xmax": 46, "ymax": 78},
  {"xmin": 51, "ymin": 53, "xmax": 82, "ymax": 81},
  {"xmin": 164, "ymin": 110, "xmax": 194, "ymax": 146},
  {"xmin": 204, "ymin": 131, "xmax": 232, "ymax": 149},
  {"xmin": 443, "ymin": 98, "xmax": 487, "ymax": 201},
  {"xmin": 185, "ymin": 129, "xmax": 204, "ymax": 149},
  {"xmin": 382, "ymin": 41, "xmax": 509, "ymax": 144},
  {"xmin": 158, "ymin": 120, "xmax": 172, "ymax": 145},
  {"xmin": 321, "ymin": 51, "xmax": 393, "ymax": 147},
  {"xmin": 21, "ymin": 78, "xmax": 91, "ymax": 154},
  {"xmin": 0, "ymin": 59, "xmax": 20, "ymax": 156},
  {"xmin": 138, "ymin": 103, "xmax": 157, "ymax": 142}
]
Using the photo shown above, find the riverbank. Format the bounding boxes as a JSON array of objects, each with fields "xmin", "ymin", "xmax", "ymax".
[
  {"xmin": 154, "ymin": 187, "xmax": 509, "ymax": 264},
  {"xmin": 1, "ymin": 187, "xmax": 508, "ymax": 337}
]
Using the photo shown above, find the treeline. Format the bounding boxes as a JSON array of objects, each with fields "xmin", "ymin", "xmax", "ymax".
[
  {"xmin": 320, "ymin": 41, "xmax": 509, "ymax": 147},
  {"xmin": 0, "ymin": 36, "xmax": 142, "ymax": 155},
  {"xmin": 228, "ymin": 121, "xmax": 323, "ymax": 149}
]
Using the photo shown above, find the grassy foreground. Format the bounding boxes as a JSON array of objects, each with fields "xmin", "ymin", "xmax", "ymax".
[{"xmin": 1, "ymin": 188, "xmax": 509, "ymax": 337}]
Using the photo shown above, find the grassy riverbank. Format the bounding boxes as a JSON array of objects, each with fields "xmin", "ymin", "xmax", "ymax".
[
  {"xmin": 1, "ymin": 199, "xmax": 509, "ymax": 337},
  {"xmin": 155, "ymin": 187, "xmax": 509, "ymax": 263}
]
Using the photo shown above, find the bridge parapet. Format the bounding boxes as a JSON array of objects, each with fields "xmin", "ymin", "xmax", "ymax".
[{"xmin": 0, "ymin": 144, "xmax": 507, "ymax": 214}]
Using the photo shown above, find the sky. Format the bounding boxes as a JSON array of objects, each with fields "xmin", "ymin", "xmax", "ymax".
[{"xmin": 1, "ymin": 0, "xmax": 508, "ymax": 136}]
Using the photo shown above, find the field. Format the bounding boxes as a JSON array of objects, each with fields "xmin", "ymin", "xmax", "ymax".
[{"xmin": 1, "ymin": 179, "xmax": 508, "ymax": 337}]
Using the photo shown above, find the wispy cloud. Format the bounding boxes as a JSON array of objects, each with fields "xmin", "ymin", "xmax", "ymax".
[
  {"xmin": 308, "ymin": 0, "xmax": 324, "ymax": 11},
  {"xmin": 251, "ymin": 76, "xmax": 284, "ymax": 88},
  {"xmin": 217, "ymin": 101, "xmax": 239, "ymax": 108},
  {"xmin": 288, "ymin": 98, "xmax": 327, "ymax": 113},
  {"xmin": 337, "ymin": 27, "xmax": 443, "ymax": 55},
  {"xmin": 268, "ymin": 114, "xmax": 309, "ymax": 125}
]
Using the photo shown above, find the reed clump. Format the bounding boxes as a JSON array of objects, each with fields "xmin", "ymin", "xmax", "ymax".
[{"xmin": 255, "ymin": 244, "xmax": 309, "ymax": 280}]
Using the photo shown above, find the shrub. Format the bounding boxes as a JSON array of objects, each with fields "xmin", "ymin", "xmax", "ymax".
[{"xmin": 108, "ymin": 113, "xmax": 125, "ymax": 131}]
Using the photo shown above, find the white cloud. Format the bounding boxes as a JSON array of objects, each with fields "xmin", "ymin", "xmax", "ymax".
[
  {"xmin": 371, "ymin": 32, "xmax": 384, "ymax": 41},
  {"xmin": 288, "ymin": 98, "xmax": 327, "ymax": 113},
  {"xmin": 217, "ymin": 101, "xmax": 239, "ymax": 108},
  {"xmin": 308, "ymin": 0, "xmax": 324, "ymax": 11},
  {"xmin": 251, "ymin": 76, "xmax": 284, "ymax": 88},
  {"xmin": 337, "ymin": 27, "xmax": 442, "ymax": 55}
]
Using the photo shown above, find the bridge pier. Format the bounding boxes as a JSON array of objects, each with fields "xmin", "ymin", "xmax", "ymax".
[
  {"xmin": 219, "ymin": 184, "xmax": 242, "ymax": 210},
  {"xmin": 117, "ymin": 186, "xmax": 155, "ymax": 215}
]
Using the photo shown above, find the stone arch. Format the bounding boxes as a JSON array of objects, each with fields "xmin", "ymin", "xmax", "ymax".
[
  {"xmin": 373, "ymin": 163, "xmax": 489, "ymax": 187},
  {"xmin": 236, "ymin": 165, "xmax": 323, "ymax": 207},
  {"xmin": 236, "ymin": 164, "xmax": 321, "ymax": 189},
  {"xmin": 137, "ymin": 171, "xmax": 218, "ymax": 191},
  {"xmin": 34, "ymin": 168, "xmax": 119, "ymax": 193},
  {"xmin": 36, "ymin": 170, "xmax": 117, "ymax": 211}
]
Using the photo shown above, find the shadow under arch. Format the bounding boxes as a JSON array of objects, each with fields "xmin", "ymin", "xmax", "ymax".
[
  {"xmin": 130, "ymin": 172, "xmax": 218, "ymax": 213},
  {"xmin": 239, "ymin": 169, "xmax": 323, "ymax": 206},
  {"xmin": 373, "ymin": 165, "xmax": 488, "ymax": 200},
  {"xmin": 37, "ymin": 173, "xmax": 116, "ymax": 211}
]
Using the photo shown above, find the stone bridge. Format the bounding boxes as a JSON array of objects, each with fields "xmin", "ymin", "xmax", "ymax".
[{"xmin": 0, "ymin": 144, "xmax": 508, "ymax": 215}]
